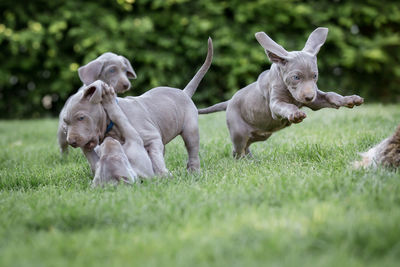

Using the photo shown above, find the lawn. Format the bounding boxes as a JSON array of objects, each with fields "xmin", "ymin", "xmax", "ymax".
[{"xmin": 0, "ymin": 104, "xmax": 400, "ymax": 267}]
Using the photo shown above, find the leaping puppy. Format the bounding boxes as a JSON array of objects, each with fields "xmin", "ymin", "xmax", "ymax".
[{"xmin": 199, "ymin": 28, "xmax": 363, "ymax": 158}]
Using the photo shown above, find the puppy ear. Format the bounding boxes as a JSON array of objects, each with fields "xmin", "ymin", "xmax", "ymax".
[
  {"xmin": 255, "ymin": 32, "xmax": 289, "ymax": 65},
  {"xmin": 82, "ymin": 80, "xmax": 103, "ymax": 104},
  {"xmin": 78, "ymin": 59, "xmax": 104, "ymax": 85},
  {"xmin": 121, "ymin": 157, "xmax": 138, "ymax": 184},
  {"xmin": 121, "ymin": 56, "xmax": 137, "ymax": 79},
  {"xmin": 302, "ymin": 27, "xmax": 328, "ymax": 56}
]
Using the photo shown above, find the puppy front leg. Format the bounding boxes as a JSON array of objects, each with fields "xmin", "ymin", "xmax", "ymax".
[
  {"xmin": 101, "ymin": 84, "xmax": 155, "ymax": 178},
  {"xmin": 147, "ymin": 139, "xmax": 169, "ymax": 176},
  {"xmin": 57, "ymin": 122, "xmax": 69, "ymax": 155},
  {"xmin": 306, "ymin": 90, "xmax": 364, "ymax": 110},
  {"xmin": 101, "ymin": 83, "xmax": 142, "ymax": 141},
  {"xmin": 82, "ymin": 148, "xmax": 99, "ymax": 175},
  {"xmin": 270, "ymin": 101, "xmax": 306, "ymax": 123}
]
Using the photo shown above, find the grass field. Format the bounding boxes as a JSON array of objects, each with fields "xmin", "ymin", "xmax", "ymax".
[{"xmin": 1, "ymin": 104, "xmax": 400, "ymax": 267}]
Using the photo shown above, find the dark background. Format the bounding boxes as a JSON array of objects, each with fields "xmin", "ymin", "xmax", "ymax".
[{"xmin": 1, "ymin": 0, "xmax": 399, "ymax": 118}]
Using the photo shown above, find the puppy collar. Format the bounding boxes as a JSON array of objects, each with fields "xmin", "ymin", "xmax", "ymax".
[{"xmin": 105, "ymin": 120, "xmax": 114, "ymax": 134}]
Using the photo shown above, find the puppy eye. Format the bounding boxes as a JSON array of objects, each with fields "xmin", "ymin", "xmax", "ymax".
[
  {"xmin": 313, "ymin": 74, "xmax": 317, "ymax": 79},
  {"xmin": 77, "ymin": 116, "xmax": 84, "ymax": 121},
  {"xmin": 109, "ymin": 68, "xmax": 116, "ymax": 74},
  {"xmin": 293, "ymin": 75, "xmax": 300, "ymax": 81}
]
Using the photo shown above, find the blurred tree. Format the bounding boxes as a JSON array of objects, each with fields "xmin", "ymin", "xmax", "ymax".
[{"xmin": 0, "ymin": 0, "xmax": 399, "ymax": 118}]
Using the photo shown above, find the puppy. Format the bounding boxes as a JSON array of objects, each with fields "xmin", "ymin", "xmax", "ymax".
[
  {"xmin": 199, "ymin": 28, "xmax": 363, "ymax": 158},
  {"xmin": 354, "ymin": 125, "xmax": 400, "ymax": 169},
  {"xmin": 92, "ymin": 137, "xmax": 138, "ymax": 187}
]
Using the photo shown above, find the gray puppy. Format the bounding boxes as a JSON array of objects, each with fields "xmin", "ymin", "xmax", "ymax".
[
  {"xmin": 62, "ymin": 38, "xmax": 213, "ymax": 175},
  {"xmin": 199, "ymin": 28, "xmax": 363, "ymax": 158},
  {"xmin": 57, "ymin": 52, "xmax": 136, "ymax": 154},
  {"xmin": 92, "ymin": 137, "xmax": 139, "ymax": 187}
]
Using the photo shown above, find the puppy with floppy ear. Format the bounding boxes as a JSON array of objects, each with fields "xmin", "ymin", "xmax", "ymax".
[
  {"xmin": 58, "ymin": 52, "xmax": 137, "ymax": 155},
  {"xmin": 199, "ymin": 27, "xmax": 364, "ymax": 158},
  {"xmin": 92, "ymin": 137, "xmax": 139, "ymax": 187}
]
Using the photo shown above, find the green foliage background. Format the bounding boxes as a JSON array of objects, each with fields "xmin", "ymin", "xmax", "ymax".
[{"xmin": 1, "ymin": 0, "xmax": 400, "ymax": 118}]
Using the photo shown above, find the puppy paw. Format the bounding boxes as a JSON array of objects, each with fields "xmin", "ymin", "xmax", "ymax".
[
  {"xmin": 159, "ymin": 169, "xmax": 173, "ymax": 178},
  {"xmin": 288, "ymin": 110, "xmax": 307, "ymax": 123},
  {"xmin": 101, "ymin": 83, "xmax": 116, "ymax": 106},
  {"xmin": 343, "ymin": 95, "xmax": 364, "ymax": 108}
]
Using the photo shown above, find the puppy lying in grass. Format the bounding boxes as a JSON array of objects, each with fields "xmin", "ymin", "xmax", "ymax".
[
  {"xmin": 354, "ymin": 125, "xmax": 400, "ymax": 169},
  {"xmin": 92, "ymin": 137, "xmax": 138, "ymax": 187},
  {"xmin": 199, "ymin": 28, "xmax": 363, "ymax": 158}
]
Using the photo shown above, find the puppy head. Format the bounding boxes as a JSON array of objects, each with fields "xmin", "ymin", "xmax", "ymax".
[
  {"xmin": 98, "ymin": 137, "xmax": 125, "ymax": 157},
  {"xmin": 63, "ymin": 81, "xmax": 107, "ymax": 150},
  {"xmin": 92, "ymin": 137, "xmax": 138, "ymax": 187},
  {"xmin": 255, "ymin": 27, "xmax": 328, "ymax": 104},
  {"xmin": 78, "ymin": 52, "xmax": 137, "ymax": 94}
]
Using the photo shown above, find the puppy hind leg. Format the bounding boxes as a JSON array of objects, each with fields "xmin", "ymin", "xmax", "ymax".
[
  {"xmin": 227, "ymin": 117, "xmax": 250, "ymax": 159},
  {"xmin": 245, "ymin": 134, "xmax": 272, "ymax": 159},
  {"xmin": 245, "ymin": 144, "xmax": 253, "ymax": 158},
  {"xmin": 227, "ymin": 111, "xmax": 251, "ymax": 159},
  {"xmin": 181, "ymin": 123, "xmax": 200, "ymax": 171},
  {"xmin": 231, "ymin": 132, "xmax": 249, "ymax": 159}
]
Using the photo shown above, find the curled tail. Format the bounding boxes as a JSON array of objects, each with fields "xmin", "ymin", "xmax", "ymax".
[
  {"xmin": 183, "ymin": 37, "xmax": 213, "ymax": 98},
  {"xmin": 198, "ymin": 101, "xmax": 229, "ymax": 114}
]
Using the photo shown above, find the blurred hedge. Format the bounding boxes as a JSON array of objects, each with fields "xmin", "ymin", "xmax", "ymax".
[{"xmin": 1, "ymin": 0, "xmax": 400, "ymax": 118}]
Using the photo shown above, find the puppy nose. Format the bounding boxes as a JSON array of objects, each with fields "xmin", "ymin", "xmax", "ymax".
[
  {"xmin": 123, "ymin": 83, "xmax": 130, "ymax": 89},
  {"xmin": 67, "ymin": 137, "xmax": 78, "ymax": 147},
  {"xmin": 305, "ymin": 96, "xmax": 313, "ymax": 102}
]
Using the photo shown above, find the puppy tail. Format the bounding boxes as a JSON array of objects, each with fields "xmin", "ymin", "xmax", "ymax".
[
  {"xmin": 183, "ymin": 37, "xmax": 213, "ymax": 98},
  {"xmin": 198, "ymin": 101, "xmax": 229, "ymax": 114}
]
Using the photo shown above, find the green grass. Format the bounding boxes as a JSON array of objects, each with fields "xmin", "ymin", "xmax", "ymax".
[{"xmin": 1, "ymin": 104, "xmax": 400, "ymax": 267}]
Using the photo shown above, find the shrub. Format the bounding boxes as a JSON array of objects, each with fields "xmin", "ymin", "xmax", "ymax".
[{"xmin": 0, "ymin": 0, "xmax": 399, "ymax": 118}]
